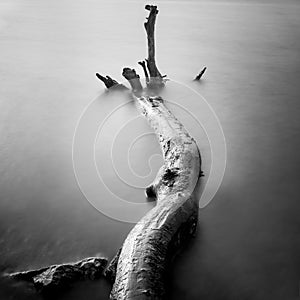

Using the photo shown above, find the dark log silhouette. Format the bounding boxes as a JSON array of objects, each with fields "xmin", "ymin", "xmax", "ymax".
[
  {"xmin": 138, "ymin": 60, "xmax": 149, "ymax": 84},
  {"xmin": 144, "ymin": 5, "xmax": 165, "ymax": 89},
  {"xmin": 95, "ymin": 73, "xmax": 127, "ymax": 90},
  {"xmin": 144, "ymin": 6, "xmax": 163, "ymax": 79},
  {"xmin": 194, "ymin": 67, "xmax": 207, "ymax": 81}
]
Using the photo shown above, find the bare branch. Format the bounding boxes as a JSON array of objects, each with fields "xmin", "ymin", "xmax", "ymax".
[
  {"xmin": 95, "ymin": 73, "xmax": 118, "ymax": 88},
  {"xmin": 144, "ymin": 5, "xmax": 165, "ymax": 88},
  {"xmin": 138, "ymin": 60, "xmax": 149, "ymax": 83},
  {"xmin": 194, "ymin": 67, "xmax": 207, "ymax": 81},
  {"xmin": 96, "ymin": 73, "xmax": 128, "ymax": 90}
]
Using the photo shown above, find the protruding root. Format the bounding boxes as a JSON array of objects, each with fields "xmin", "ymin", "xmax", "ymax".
[
  {"xmin": 194, "ymin": 67, "xmax": 207, "ymax": 81},
  {"xmin": 8, "ymin": 257, "xmax": 108, "ymax": 293},
  {"xmin": 96, "ymin": 73, "xmax": 127, "ymax": 90},
  {"xmin": 111, "ymin": 64, "xmax": 202, "ymax": 300},
  {"xmin": 138, "ymin": 60, "xmax": 149, "ymax": 83},
  {"xmin": 96, "ymin": 73, "xmax": 118, "ymax": 88},
  {"xmin": 144, "ymin": 5, "xmax": 165, "ymax": 89}
]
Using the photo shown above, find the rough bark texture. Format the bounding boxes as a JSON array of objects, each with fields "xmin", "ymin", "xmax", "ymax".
[
  {"xmin": 8, "ymin": 257, "xmax": 107, "ymax": 292},
  {"xmin": 110, "ymin": 68, "xmax": 202, "ymax": 299},
  {"xmin": 122, "ymin": 68, "xmax": 144, "ymax": 95},
  {"xmin": 104, "ymin": 248, "xmax": 122, "ymax": 283},
  {"xmin": 8, "ymin": 4, "xmax": 204, "ymax": 299}
]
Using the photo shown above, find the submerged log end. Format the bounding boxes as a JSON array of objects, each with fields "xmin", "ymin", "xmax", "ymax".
[{"xmin": 145, "ymin": 4, "xmax": 158, "ymax": 11}]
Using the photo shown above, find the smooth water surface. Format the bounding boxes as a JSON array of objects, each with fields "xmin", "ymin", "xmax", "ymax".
[{"xmin": 0, "ymin": 0, "xmax": 299, "ymax": 299}]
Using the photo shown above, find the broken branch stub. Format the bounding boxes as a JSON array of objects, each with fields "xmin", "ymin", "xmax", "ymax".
[
  {"xmin": 194, "ymin": 67, "xmax": 207, "ymax": 81},
  {"xmin": 122, "ymin": 68, "xmax": 144, "ymax": 97},
  {"xmin": 95, "ymin": 73, "xmax": 128, "ymax": 90}
]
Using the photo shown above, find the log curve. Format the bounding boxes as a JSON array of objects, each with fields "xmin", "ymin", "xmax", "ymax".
[
  {"xmin": 7, "ymin": 5, "xmax": 204, "ymax": 299},
  {"xmin": 110, "ymin": 5, "xmax": 203, "ymax": 299},
  {"xmin": 110, "ymin": 71, "xmax": 202, "ymax": 299}
]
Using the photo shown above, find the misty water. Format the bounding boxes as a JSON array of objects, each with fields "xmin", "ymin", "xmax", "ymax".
[{"xmin": 0, "ymin": 0, "xmax": 299, "ymax": 299}]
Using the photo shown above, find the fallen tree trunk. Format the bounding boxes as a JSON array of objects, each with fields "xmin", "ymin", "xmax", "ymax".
[
  {"xmin": 110, "ymin": 63, "xmax": 201, "ymax": 298},
  {"xmin": 8, "ymin": 5, "xmax": 203, "ymax": 299},
  {"xmin": 109, "ymin": 6, "xmax": 202, "ymax": 299}
]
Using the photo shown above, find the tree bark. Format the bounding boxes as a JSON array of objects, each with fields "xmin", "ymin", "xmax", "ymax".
[
  {"xmin": 101, "ymin": 5, "xmax": 203, "ymax": 299},
  {"xmin": 138, "ymin": 60, "xmax": 149, "ymax": 84},
  {"xmin": 8, "ymin": 5, "xmax": 204, "ymax": 300},
  {"xmin": 110, "ymin": 66, "xmax": 202, "ymax": 299}
]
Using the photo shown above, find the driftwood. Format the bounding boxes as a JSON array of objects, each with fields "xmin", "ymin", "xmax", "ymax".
[
  {"xmin": 108, "ymin": 5, "xmax": 202, "ymax": 299},
  {"xmin": 111, "ymin": 68, "xmax": 201, "ymax": 299},
  {"xmin": 8, "ymin": 5, "xmax": 204, "ymax": 299},
  {"xmin": 8, "ymin": 257, "xmax": 107, "ymax": 292},
  {"xmin": 194, "ymin": 67, "xmax": 207, "ymax": 81},
  {"xmin": 95, "ymin": 73, "xmax": 127, "ymax": 90}
]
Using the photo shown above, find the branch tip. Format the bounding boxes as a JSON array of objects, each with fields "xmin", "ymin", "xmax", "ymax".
[{"xmin": 194, "ymin": 67, "xmax": 207, "ymax": 81}]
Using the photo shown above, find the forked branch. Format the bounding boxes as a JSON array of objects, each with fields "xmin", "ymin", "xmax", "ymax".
[{"xmin": 110, "ymin": 68, "xmax": 201, "ymax": 299}]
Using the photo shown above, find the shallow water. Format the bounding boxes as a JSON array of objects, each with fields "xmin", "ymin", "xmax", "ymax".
[{"xmin": 0, "ymin": 0, "xmax": 300, "ymax": 299}]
